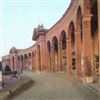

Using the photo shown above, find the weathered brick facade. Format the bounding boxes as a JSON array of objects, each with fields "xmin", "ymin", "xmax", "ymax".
[{"xmin": 2, "ymin": 0, "xmax": 100, "ymax": 83}]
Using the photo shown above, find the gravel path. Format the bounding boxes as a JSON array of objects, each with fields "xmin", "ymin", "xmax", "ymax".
[{"xmin": 11, "ymin": 70, "xmax": 100, "ymax": 100}]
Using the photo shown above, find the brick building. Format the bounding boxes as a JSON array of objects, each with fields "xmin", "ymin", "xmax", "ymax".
[{"xmin": 2, "ymin": 0, "xmax": 100, "ymax": 83}]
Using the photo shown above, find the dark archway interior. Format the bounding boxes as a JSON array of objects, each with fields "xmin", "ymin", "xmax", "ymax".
[
  {"xmin": 28, "ymin": 53, "xmax": 31, "ymax": 57},
  {"xmin": 77, "ymin": 6, "xmax": 83, "ymax": 43},
  {"xmin": 12, "ymin": 57, "xmax": 14, "ymax": 70},
  {"xmin": 61, "ymin": 31, "xmax": 67, "ymax": 71},
  {"xmin": 24, "ymin": 54, "xmax": 27, "ymax": 59},
  {"xmin": 69, "ymin": 22, "xmax": 76, "ymax": 70},
  {"xmin": 71, "ymin": 27, "xmax": 75, "ymax": 48},
  {"xmin": 21, "ymin": 55, "xmax": 23, "ymax": 69},
  {"xmin": 61, "ymin": 31, "xmax": 66, "ymax": 50},
  {"xmin": 47, "ymin": 41, "xmax": 51, "ymax": 53},
  {"xmin": 18, "ymin": 56, "xmax": 20, "ymax": 60},
  {"xmin": 21, "ymin": 55, "xmax": 23, "ymax": 60},
  {"xmin": 52, "ymin": 37, "xmax": 58, "ymax": 52},
  {"xmin": 91, "ymin": 0, "xmax": 99, "ymax": 77},
  {"xmin": 91, "ymin": 0, "xmax": 98, "ymax": 38}
]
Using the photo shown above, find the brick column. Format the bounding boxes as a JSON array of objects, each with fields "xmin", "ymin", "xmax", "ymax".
[
  {"xmin": 97, "ymin": 0, "xmax": 100, "ymax": 83},
  {"xmin": 35, "ymin": 52, "xmax": 37, "ymax": 71},
  {"xmin": 48, "ymin": 53, "xmax": 51, "ymax": 72},
  {"xmin": 32, "ymin": 55, "xmax": 34, "ymax": 70},
  {"xmin": 83, "ymin": 14, "xmax": 93, "ymax": 83},
  {"xmin": 58, "ymin": 42, "xmax": 61, "ymax": 71},
  {"xmin": 51, "ymin": 46, "xmax": 55, "ymax": 72},
  {"xmin": 46, "ymin": 51, "xmax": 50, "ymax": 72},
  {"xmin": 46, "ymin": 51, "xmax": 48, "ymax": 72},
  {"xmin": 66, "ymin": 38, "xmax": 72, "ymax": 74},
  {"xmin": 75, "ymin": 31, "xmax": 82, "ymax": 76},
  {"xmin": 55, "ymin": 52, "xmax": 58, "ymax": 72},
  {"xmin": 34, "ymin": 54, "xmax": 36, "ymax": 71},
  {"xmin": 15, "ymin": 55, "xmax": 18, "ymax": 70},
  {"xmin": 10, "ymin": 57, "xmax": 13, "ymax": 70}
]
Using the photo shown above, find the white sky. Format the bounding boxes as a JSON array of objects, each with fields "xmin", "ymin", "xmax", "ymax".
[{"xmin": 0, "ymin": 0, "xmax": 71, "ymax": 59}]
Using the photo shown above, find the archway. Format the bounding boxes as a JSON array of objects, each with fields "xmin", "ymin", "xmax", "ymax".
[
  {"xmin": 52, "ymin": 36, "xmax": 58, "ymax": 71},
  {"xmin": 12, "ymin": 57, "xmax": 14, "ymax": 70},
  {"xmin": 28, "ymin": 53, "xmax": 32, "ymax": 70},
  {"xmin": 68, "ymin": 21, "xmax": 76, "ymax": 72},
  {"xmin": 24, "ymin": 54, "xmax": 28, "ymax": 69},
  {"xmin": 8, "ymin": 58, "xmax": 11, "ymax": 67},
  {"xmin": 47, "ymin": 41, "xmax": 51, "ymax": 71},
  {"xmin": 21, "ymin": 55, "xmax": 24, "ymax": 70},
  {"xmin": 60, "ymin": 30, "xmax": 67, "ymax": 71},
  {"xmin": 18, "ymin": 56, "xmax": 20, "ymax": 70},
  {"xmin": 91, "ymin": 0, "xmax": 99, "ymax": 82}
]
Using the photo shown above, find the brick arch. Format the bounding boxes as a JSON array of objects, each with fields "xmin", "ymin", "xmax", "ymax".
[
  {"xmin": 90, "ymin": 0, "xmax": 99, "ymax": 79},
  {"xmin": 59, "ymin": 30, "xmax": 67, "ymax": 71},
  {"xmin": 68, "ymin": 21, "xmax": 75, "ymax": 47},
  {"xmin": 12, "ymin": 56, "xmax": 14, "ymax": 70},
  {"xmin": 28, "ymin": 52, "xmax": 32, "ymax": 57},
  {"xmin": 52, "ymin": 36, "xmax": 58, "ymax": 52},
  {"xmin": 52, "ymin": 36, "xmax": 59, "ymax": 71},
  {"xmin": 76, "ymin": 6, "xmax": 83, "ymax": 31},
  {"xmin": 91, "ymin": 0, "xmax": 98, "ymax": 38},
  {"xmin": 60, "ymin": 30, "xmax": 66, "ymax": 49},
  {"xmin": 68, "ymin": 21, "xmax": 75, "ymax": 36},
  {"xmin": 47, "ymin": 40, "xmax": 52, "ymax": 71},
  {"xmin": 68, "ymin": 21, "xmax": 76, "ymax": 70},
  {"xmin": 60, "ymin": 30, "xmax": 66, "ymax": 40},
  {"xmin": 47, "ymin": 41, "xmax": 51, "ymax": 53},
  {"xmin": 24, "ymin": 54, "xmax": 27, "ymax": 59},
  {"xmin": 20, "ymin": 55, "xmax": 24, "ymax": 70}
]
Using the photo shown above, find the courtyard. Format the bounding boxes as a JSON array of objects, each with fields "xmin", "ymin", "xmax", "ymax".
[{"xmin": 8, "ymin": 70, "xmax": 100, "ymax": 100}]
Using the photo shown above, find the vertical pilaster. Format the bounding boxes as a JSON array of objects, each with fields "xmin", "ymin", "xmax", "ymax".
[
  {"xmin": 58, "ymin": 42, "xmax": 61, "ymax": 71},
  {"xmin": 15, "ymin": 55, "xmax": 18, "ymax": 70},
  {"xmin": 51, "ymin": 46, "xmax": 54, "ymax": 72},
  {"xmin": 75, "ymin": 31, "xmax": 82, "ymax": 76},
  {"xmin": 83, "ymin": 14, "xmax": 93, "ymax": 83},
  {"xmin": 66, "ymin": 38, "xmax": 72, "ymax": 74}
]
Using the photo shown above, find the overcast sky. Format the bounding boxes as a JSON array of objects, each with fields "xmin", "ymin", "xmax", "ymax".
[{"xmin": 0, "ymin": 0, "xmax": 71, "ymax": 59}]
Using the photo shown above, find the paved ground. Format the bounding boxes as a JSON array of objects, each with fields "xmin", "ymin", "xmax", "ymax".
[
  {"xmin": 0, "ymin": 74, "xmax": 33, "ymax": 100},
  {"xmin": 11, "ymin": 70, "xmax": 100, "ymax": 100}
]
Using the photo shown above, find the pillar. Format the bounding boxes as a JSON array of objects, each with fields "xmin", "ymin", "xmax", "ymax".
[
  {"xmin": 75, "ymin": 31, "xmax": 82, "ymax": 76},
  {"xmin": 36, "ymin": 50, "xmax": 39, "ymax": 71},
  {"xmin": 58, "ymin": 42, "xmax": 61, "ymax": 71},
  {"xmin": 51, "ymin": 46, "xmax": 55, "ymax": 72},
  {"xmin": 66, "ymin": 38, "xmax": 72, "ymax": 74},
  {"xmin": 32, "ymin": 55, "xmax": 34, "ymax": 70},
  {"xmin": 83, "ymin": 14, "xmax": 93, "ymax": 83}
]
